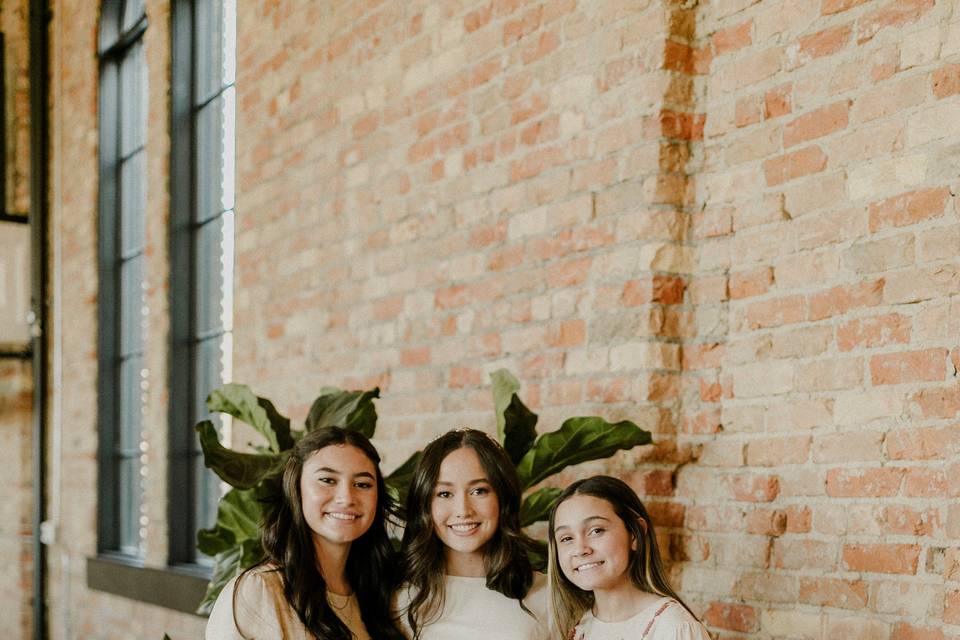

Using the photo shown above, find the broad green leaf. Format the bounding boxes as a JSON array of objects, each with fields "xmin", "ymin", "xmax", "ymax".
[
  {"xmin": 385, "ymin": 450, "xmax": 422, "ymax": 513},
  {"xmin": 519, "ymin": 486, "xmax": 563, "ymax": 527},
  {"xmin": 345, "ymin": 396, "xmax": 378, "ymax": 439},
  {"xmin": 305, "ymin": 388, "xmax": 380, "ymax": 435},
  {"xmin": 196, "ymin": 420, "xmax": 281, "ymax": 489},
  {"xmin": 196, "ymin": 544, "xmax": 243, "ymax": 615},
  {"xmin": 491, "ymin": 369, "xmax": 520, "ymax": 442},
  {"xmin": 207, "ymin": 384, "xmax": 280, "ymax": 452},
  {"xmin": 527, "ymin": 539, "xmax": 548, "ymax": 573},
  {"xmin": 502, "ymin": 394, "xmax": 538, "ymax": 465},
  {"xmin": 215, "ymin": 488, "xmax": 261, "ymax": 542},
  {"xmin": 516, "ymin": 417, "xmax": 652, "ymax": 489},
  {"xmin": 258, "ymin": 397, "xmax": 294, "ymax": 451},
  {"xmin": 196, "ymin": 524, "xmax": 233, "ymax": 557}
]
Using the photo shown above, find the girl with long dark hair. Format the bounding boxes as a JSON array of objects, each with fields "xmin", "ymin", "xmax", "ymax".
[
  {"xmin": 548, "ymin": 475, "xmax": 709, "ymax": 640},
  {"xmin": 397, "ymin": 428, "xmax": 548, "ymax": 640},
  {"xmin": 206, "ymin": 426, "xmax": 405, "ymax": 640}
]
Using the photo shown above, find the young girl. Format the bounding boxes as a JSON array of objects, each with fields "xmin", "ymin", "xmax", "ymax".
[
  {"xmin": 548, "ymin": 476, "xmax": 710, "ymax": 640},
  {"xmin": 206, "ymin": 426, "xmax": 405, "ymax": 640},
  {"xmin": 397, "ymin": 428, "xmax": 548, "ymax": 640}
]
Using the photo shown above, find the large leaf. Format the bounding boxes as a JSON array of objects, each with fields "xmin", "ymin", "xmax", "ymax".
[
  {"xmin": 196, "ymin": 536, "xmax": 265, "ymax": 616},
  {"xmin": 527, "ymin": 539, "xmax": 548, "ymax": 573},
  {"xmin": 502, "ymin": 395, "xmax": 538, "ymax": 465},
  {"xmin": 385, "ymin": 450, "xmax": 423, "ymax": 513},
  {"xmin": 196, "ymin": 543, "xmax": 243, "ymax": 615},
  {"xmin": 519, "ymin": 486, "xmax": 563, "ymax": 527},
  {"xmin": 258, "ymin": 396, "xmax": 294, "ymax": 451},
  {"xmin": 491, "ymin": 369, "xmax": 520, "ymax": 442},
  {"xmin": 197, "ymin": 488, "xmax": 262, "ymax": 557},
  {"xmin": 305, "ymin": 388, "xmax": 380, "ymax": 437},
  {"xmin": 207, "ymin": 384, "xmax": 281, "ymax": 452},
  {"xmin": 516, "ymin": 417, "xmax": 652, "ymax": 489},
  {"xmin": 196, "ymin": 420, "xmax": 282, "ymax": 489}
]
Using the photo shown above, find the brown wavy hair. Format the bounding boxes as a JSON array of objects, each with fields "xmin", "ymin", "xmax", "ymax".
[
  {"xmin": 233, "ymin": 426, "xmax": 405, "ymax": 640},
  {"xmin": 400, "ymin": 428, "xmax": 538, "ymax": 638},
  {"xmin": 547, "ymin": 475, "xmax": 698, "ymax": 637}
]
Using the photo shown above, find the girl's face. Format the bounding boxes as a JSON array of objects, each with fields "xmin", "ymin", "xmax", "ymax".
[
  {"xmin": 430, "ymin": 447, "xmax": 500, "ymax": 571},
  {"xmin": 300, "ymin": 444, "xmax": 378, "ymax": 552},
  {"xmin": 553, "ymin": 494, "xmax": 634, "ymax": 595}
]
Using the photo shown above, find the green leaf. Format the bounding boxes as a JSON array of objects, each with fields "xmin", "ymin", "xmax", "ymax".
[
  {"xmin": 502, "ymin": 394, "xmax": 538, "ymax": 465},
  {"xmin": 385, "ymin": 450, "xmax": 423, "ymax": 512},
  {"xmin": 345, "ymin": 395, "xmax": 378, "ymax": 439},
  {"xmin": 196, "ymin": 544, "xmax": 243, "ymax": 615},
  {"xmin": 196, "ymin": 420, "xmax": 282, "ymax": 489},
  {"xmin": 305, "ymin": 388, "xmax": 380, "ymax": 437},
  {"xmin": 527, "ymin": 539, "xmax": 548, "ymax": 573},
  {"xmin": 207, "ymin": 384, "xmax": 281, "ymax": 452},
  {"xmin": 516, "ymin": 417, "xmax": 652, "ymax": 489},
  {"xmin": 491, "ymin": 369, "xmax": 520, "ymax": 443},
  {"xmin": 258, "ymin": 396, "xmax": 294, "ymax": 451},
  {"xmin": 519, "ymin": 486, "xmax": 563, "ymax": 527}
]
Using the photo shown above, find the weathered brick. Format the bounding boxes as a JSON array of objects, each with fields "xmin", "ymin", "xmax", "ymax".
[
  {"xmin": 827, "ymin": 467, "xmax": 904, "ymax": 497},
  {"xmin": 762, "ymin": 145, "xmax": 828, "ymax": 186},
  {"xmin": 870, "ymin": 348, "xmax": 949, "ymax": 385},
  {"xmin": 868, "ymin": 187, "xmax": 952, "ymax": 233},
  {"xmin": 842, "ymin": 543, "xmax": 920, "ymax": 574}
]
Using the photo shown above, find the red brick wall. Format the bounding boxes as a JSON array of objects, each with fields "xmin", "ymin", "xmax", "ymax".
[
  {"xmin": 22, "ymin": 0, "xmax": 960, "ymax": 638},
  {"xmin": 695, "ymin": 0, "xmax": 959, "ymax": 636}
]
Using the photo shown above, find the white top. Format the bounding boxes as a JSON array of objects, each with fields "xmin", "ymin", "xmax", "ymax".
[
  {"xmin": 572, "ymin": 598, "xmax": 710, "ymax": 640},
  {"xmin": 205, "ymin": 565, "xmax": 370, "ymax": 640},
  {"xmin": 396, "ymin": 573, "xmax": 549, "ymax": 640}
]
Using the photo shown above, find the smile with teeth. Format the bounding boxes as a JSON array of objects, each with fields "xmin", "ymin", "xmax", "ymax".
[
  {"xmin": 448, "ymin": 522, "xmax": 481, "ymax": 534},
  {"xmin": 325, "ymin": 512, "xmax": 361, "ymax": 521},
  {"xmin": 574, "ymin": 560, "xmax": 604, "ymax": 572}
]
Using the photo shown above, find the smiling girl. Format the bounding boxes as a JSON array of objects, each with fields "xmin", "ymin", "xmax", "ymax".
[
  {"xmin": 397, "ymin": 428, "xmax": 548, "ymax": 640},
  {"xmin": 206, "ymin": 426, "xmax": 405, "ymax": 640},
  {"xmin": 548, "ymin": 476, "xmax": 709, "ymax": 640}
]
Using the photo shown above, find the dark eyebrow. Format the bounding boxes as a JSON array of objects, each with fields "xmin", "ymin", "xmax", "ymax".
[
  {"xmin": 435, "ymin": 478, "xmax": 489, "ymax": 486},
  {"xmin": 314, "ymin": 467, "xmax": 375, "ymax": 480},
  {"xmin": 554, "ymin": 515, "xmax": 612, "ymax": 533}
]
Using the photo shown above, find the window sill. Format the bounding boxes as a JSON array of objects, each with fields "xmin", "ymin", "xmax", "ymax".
[{"xmin": 86, "ymin": 554, "xmax": 210, "ymax": 616}]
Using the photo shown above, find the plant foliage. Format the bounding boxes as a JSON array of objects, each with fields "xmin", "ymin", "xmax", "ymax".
[{"xmin": 193, "ymin": 369, "xmax": 652, "ymax": 613}]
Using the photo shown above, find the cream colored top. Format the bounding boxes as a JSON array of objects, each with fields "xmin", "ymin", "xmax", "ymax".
[
  {"xmin": 396, "ymin": 573, "xmax": 549, "ymax": 640},
  {"xmin": 205, "ymin": 565, "xmax": 371, "ymax": 640},
  {"xmin": 572, "ymin": 598, "xmax": 710, "ymax": 640}
]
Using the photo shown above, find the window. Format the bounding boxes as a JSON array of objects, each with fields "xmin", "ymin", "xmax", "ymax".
[
  {"xmin": 169, "ymin": 0, "xmax": 236, "ymax": 565},
  {"xmin": 97, "ymin": 0, "xmax": 149, "ymax": 557}
]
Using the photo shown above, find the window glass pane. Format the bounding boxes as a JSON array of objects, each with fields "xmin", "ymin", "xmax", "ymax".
[
  {"xmin": 195, "ymin": 216, "xmax": 228, "ymax": 336},
  {"xmin": 119, "ymin": 41, "xmax": 146, "ymax": 157},
  {"xmin": 118, "ymin": 455, "xmax": 142, "ymax": 553},
  {"xmin": 195, "ymin": 96, "xmax": 224, "ymax": 222},
  {"xmin": 122, "ymin": 0, "xmax": 145, "ymax": 31},
  {"xmin": 119, "ymin": 254, "xmax": 144, "ymax": 356},
  {"xmin": 194, "ymin": 0, "xmax": 225, "ymax": 102},
  {"xmin": 193, "ymin": 454, "xmax": 220, "ymax": 532},
  {"xmin": 118, "ymin": 356, "xmax": 142, "ymax": 451},
  {"xmin": 194, "ymin": 336, "xmax": 224, "ymax": 416},
  {"xmin": 119, "ymin": 151, "xmax": 146, "ymax": 256}
]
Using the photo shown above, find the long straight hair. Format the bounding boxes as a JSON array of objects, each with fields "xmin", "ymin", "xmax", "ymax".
[
  {"xmin": 400, "ymin": 428, "xmax": 538, "ymax": 639},
  {"xmin": 234, "ymin": 426, "xmax": 405, "ymax": 640},
  {"xmin": 547, "ymin": 475, "xmax": 697, "ymax": 637}
]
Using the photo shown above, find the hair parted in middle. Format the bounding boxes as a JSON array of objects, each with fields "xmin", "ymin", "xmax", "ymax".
[
  {"xmin": 546, "ymin": 475, "xmax": 698, "ymax": 637},
  {"xmin": 239, "ymin": 425, "xmax": 405, "ymax": 640},
  {"xmin": 400, "ymin": 428, "xmax": 538, "ymax": 639}
]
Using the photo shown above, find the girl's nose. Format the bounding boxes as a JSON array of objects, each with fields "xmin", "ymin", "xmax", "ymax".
[
  {"xmin": 335, "ymin": 483, "xmax": 355, "ymax": 504},
  {"xmin": 454, "ymin": 493, "xmax": 473, "ymax": 518}
]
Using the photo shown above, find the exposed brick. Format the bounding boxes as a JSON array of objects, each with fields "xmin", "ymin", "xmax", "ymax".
[
  {"xmin": 870, "ymin": 348, "xmax": 949, "ymax": 385},
  {"xmin": 713, "ymin": 20, "xmax": 752, "ymax": 56},
  {"xmin": 837, "ymin": 313, "xmax": 911, "ymax": 352},
  {"xmin": 827, "ymin": 467, "xmax": 905, "ymax": 497},
  {"xmin": 703, "ymin": 602, "xmax": 759, "ymax": 632},
  {"xmin": 800, "ymin": 577, "xmax": 868, "ymax": 609},
  {"xmin": 932, "ymin": 63, "xmax": 960, "ymax": 99},
  {"xmin": 857, "ymin": 0, "xmax": 936, "ymax": 44},
  {"xmin": 763, "ymin": 145, "xmax": 828, "ymax": 186},
  {"xmin": 809, "ymin": 280, "xmax": 884, "ymax": 321},
  {"xmin": 764, "ymin": 83, "xmax": 792, "ymax": 119},
  {"xmin": 869, "ymin": 187, "xmax": 952, "ymax": 232},
  {"xmin": 799, "ymin": 24, "xmax": 852, "ymax": 59},
  {"xmin": 842, "ymin": 543, "xmax": 920, "ymax": 574}
]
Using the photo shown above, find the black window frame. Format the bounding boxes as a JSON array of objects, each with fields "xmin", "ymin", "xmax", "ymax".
[
  {"xmin": 168, "ymin": 0, "xmax": 236, "ymax": 567},
  {"xmin": 96, "ymin": 0, "xmax": 149, "ymax": 559}
]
